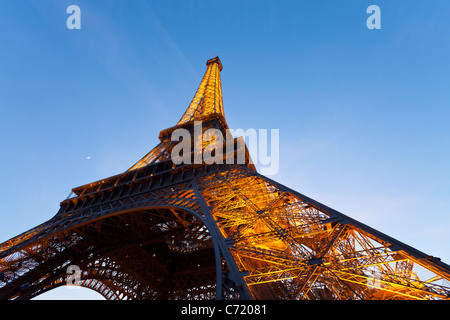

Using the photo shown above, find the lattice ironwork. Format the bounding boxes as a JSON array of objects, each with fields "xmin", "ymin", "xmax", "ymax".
[{"xmin": 1, "ymin": 57, "xmax": 449, "ymax": 300}]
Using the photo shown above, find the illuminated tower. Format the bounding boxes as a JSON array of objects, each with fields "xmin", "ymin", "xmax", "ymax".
[{"xmin": 1, "ymin": 57, "xmax": 449, "ymax": 300}]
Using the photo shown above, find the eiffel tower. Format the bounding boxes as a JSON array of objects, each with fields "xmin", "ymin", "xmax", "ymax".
[{"xmin": 1, "ymin": 57, "xmax": 449, "ymax": 300}]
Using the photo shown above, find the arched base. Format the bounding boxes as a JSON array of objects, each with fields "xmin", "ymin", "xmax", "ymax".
[{"xmin": 1, "ymin": 205, "xmax": 243, "ymax": 300}]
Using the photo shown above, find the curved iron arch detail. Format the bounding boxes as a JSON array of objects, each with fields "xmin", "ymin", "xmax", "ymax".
[{"xmin": 0, "ymin": 198, "xmax": 249, "ymax": 300}]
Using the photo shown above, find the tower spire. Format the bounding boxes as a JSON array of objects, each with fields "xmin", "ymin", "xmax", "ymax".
[
  {"xmin": 126, "ymin": 57, "xmax": 226, "ymax": 171},
  {"xmin": 177, "ymin": 56, "xmax": 224, "ymax": 124}
]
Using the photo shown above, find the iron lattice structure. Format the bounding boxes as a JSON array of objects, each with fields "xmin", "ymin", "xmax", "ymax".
[{"xmin": 1, "ymin": 57, "xmax": 450, "ymax": 300}]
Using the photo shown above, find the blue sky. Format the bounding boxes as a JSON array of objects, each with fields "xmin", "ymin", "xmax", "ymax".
[{"xmin": 1, "ymin": 0, "xmax": 449, "ymax": 299}]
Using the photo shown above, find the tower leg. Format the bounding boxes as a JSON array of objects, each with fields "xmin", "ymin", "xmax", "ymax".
[{"xmin": 193, "ymin": 181, "xmax": 252, "ymax": 300}]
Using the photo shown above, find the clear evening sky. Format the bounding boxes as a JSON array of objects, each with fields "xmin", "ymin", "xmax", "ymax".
[{"xmin": 1, "ymin": 0, "xmax": 449, "ymax": 299}]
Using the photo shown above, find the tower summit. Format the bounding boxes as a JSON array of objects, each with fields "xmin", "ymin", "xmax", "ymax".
[
  {"xmin": 128, "ymin": 56, "xmax": 225, "ymax": 171},
  {"xmin": 178, "ymin": 56, "xmax": 224, "ymax": 125}
]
